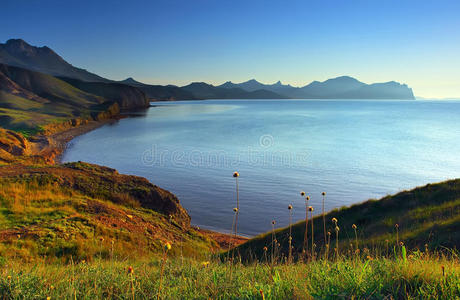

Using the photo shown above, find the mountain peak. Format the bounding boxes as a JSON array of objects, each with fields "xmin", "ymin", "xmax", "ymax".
[
  {"xmin": 0, "ymin": 38, "xmax": 109, "ymax": 82},
  {"xmin": 6, "ymin": 38, "xmax": 29, "ymax": 46},
  {"xmin": 326, "ymin": 76, "xmax": 361, "ymax": 83},
  {"xmin": 121, "ymin": 77, "xmax": 143, "ymax": 85}
]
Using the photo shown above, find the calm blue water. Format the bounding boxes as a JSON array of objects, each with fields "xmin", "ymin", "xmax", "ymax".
[{"xmin": 62, "ymin": 100, "xmax": 460, "ymax": 236}]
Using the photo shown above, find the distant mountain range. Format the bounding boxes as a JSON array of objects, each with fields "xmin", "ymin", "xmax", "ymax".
[
  {"xmin": 0, "ymin": 39, "xmax": 415, "ymax": 103},
  {"xmin": 218, "ymin": 77, "xmax": 414, "ymax": 99}
]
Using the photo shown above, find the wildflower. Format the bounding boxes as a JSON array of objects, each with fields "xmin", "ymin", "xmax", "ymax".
[
  {"xmin": 233, "ymin": 207, "xmax": 238, "ymax": 213},
  {"xmin": 7, "ymin": 275, "xmax": 11, "ymax": 280},
  {"xmin": 47, "ymin": 297, "xmax": 51, "ymax": 300},
  {"xmin": 272, "ymin": 220, "xmax": 276, "ymax": 225},
  {"xmin": 127, "ymin": 266, "xmax": 134, "ymax": 274},
  {"xmin": 352, "ymin": 224, "xmax": 357, "ymax": 229},
  {"xmin": 327, "ymin": 231, "xmax": 331, "ymax": 236},
  {"xmin": 308, "ymin": 206, "xmax": 313, "ymax": 212},
  {"xmin": 201, "ymin": 261, "xmax": 210, "ymax": 267},
  {"xmin": 300, "ymin": 191, "xmax": 306, "ymax": 197},
  {"xmin": 306, "ymin": 196, "xmax": 310, "ymax": 201},
  {"xmin": 17, "ymin": 234, "xmax": 20, "ymax": 239},
  {"xmin": 164, "ymin": 242, "xmax": 172, "ymax": 251},
  {"xmin": 288, "ymin": 204, "xmax": 293, "ymax": 210},
  {"xmin": 395, "ymin": 223, "xmax": 399, "ymax": 228},
  {"xmin": 399, "ymin": 241, "xmax": 404, "ymax": 247},
  {"xmin": 322, "ymin": 192, "xmax": 326, "ymax": 196},
  {"xmin": 99, "ymin": 237, "xmax": 104, "ymax": 242},
  {"xmin": 366, "ymin": 255, "xmax": 373, "ymax": 260},
  {"xmin": 332, "ymin": 218, "xmax": 338, "ymax": 224},
  {"xmin": 233, "ymin": 171, "xmax": 239, "ymax": 178},
  {"xmin": 263, "ymin": 246, "xmax": 268, "ymax": 252}
]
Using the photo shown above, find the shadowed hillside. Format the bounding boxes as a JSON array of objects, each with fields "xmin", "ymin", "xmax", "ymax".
[
  {"xmin": 0, "ymin": 39, "xmax": 109, "ymax": 82},
  {"xmin": 59, "ymin": 77, "xmax": 149, "ymax": 109}
]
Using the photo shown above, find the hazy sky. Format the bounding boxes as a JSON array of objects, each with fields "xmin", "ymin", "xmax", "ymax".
[{"xmin": 1, "ymin": 0, "xmax": 459, "ymax": 98}]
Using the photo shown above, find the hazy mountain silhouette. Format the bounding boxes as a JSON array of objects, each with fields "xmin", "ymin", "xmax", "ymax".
[
  {"xmin": 181, "ymin": 82, "xmax": 286, "ymax": 99},
  {"xmin": 118, "ymin": 78, "xmax": 197, "ymax": 100},
  {"xmin": 0, "ymin": 38, "xmax": 415, "ymax": 100},
  {"xmin": 219, "ymin": 76, "xmax": 415, "ymax": 99}
]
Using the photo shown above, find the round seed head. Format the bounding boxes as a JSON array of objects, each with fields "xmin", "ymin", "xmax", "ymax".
[
  {"xmin": 335, "ymin": 226, "xmax": 340, "ymax": 232},
  {"xmin": 165, "ymin": 242, "xmax": 172, "ymax": 251},
  {"xmin": 352, "ymin": 224, "xmax": 357, "ymax": 229},
  {"xmin": 127, "ymin": 266, "xmax": 134, "ymax": 274},
  {"xmin": 233, "ymin": 207, "xmax": 238, "ymax": 212},
  {"xmin": 327, "ymin": 231, "xmax": 331, "ymax": 236},
  {"xmin": 271, "ymin": 220, "xmax": 276, "ymax": 225},
  {"xmin": 263, "ymin": 246, "xmax": 268, "ymax": 251},
  {"xmin": 288, "ymin": 204, "xmax": 293, "ymax": 210},
  {"xmin": 308, "ymin": 206, "xmax": 314, "ymax": 212},
  {"xmin": 332, "ymin": 217, "xmax": 338, "ymax": 224},
  {"xmin": 233, "ymin": 171, "xmax": 239, "ymax": 178},
  {"xmin": 300, "ymin": 191, "xmax": 305, "ymax": 196},
  {"xmin": 395, "ymin": 223, "xmax": 399, "ymax": 228},
  {"xmin": 306, "ymin": 196, "xmax": 310, "ymax": 201},
  {"xmin": 322, "ymin": 192, "xmax": 326, "ymax": 196}
]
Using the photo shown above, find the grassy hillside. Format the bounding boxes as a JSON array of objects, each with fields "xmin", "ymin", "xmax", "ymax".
[
  {"xmin": 0, "ymin": 64, "xmax": 121, "ymax": 135},
  {"xmin": 0, "ymin": 162, "xmax": 218, "ymax": 261},
  {"xmin": 234, "ymin": 179, "xmax": 460, "ymax": 261}
]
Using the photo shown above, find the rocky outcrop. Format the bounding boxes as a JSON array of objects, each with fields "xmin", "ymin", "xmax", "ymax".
[
  {"xmin": 0, "ymin": 128, "xmax": 30, "ymax": 162},
  {"xmin": 0, "ymin": 162, "xmax": 191, "ymax": 228}
]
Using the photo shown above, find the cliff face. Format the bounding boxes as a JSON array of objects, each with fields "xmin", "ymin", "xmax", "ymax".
[{"xmin": 0, "ymin": 128, "xmax": 30, "ymax": 162}]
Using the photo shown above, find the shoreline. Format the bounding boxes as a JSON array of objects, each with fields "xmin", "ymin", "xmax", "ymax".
[
  {"xmin": 38, "ymin": 114, "xmax": 244, "ymax": 243},
  {"xmin": 24, "ymin": 119, "xmax": 117, "ymax": 164}
]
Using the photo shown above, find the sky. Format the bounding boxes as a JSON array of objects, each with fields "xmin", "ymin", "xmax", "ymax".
[{"xmin": 1, "ymin": 0, "xmax": 459, "ymax": 98}]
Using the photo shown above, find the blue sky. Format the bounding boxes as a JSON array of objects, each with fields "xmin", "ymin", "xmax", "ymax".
[{"xmin": 1, "ymin": 0, "xmax": 459, "ymax": 97}]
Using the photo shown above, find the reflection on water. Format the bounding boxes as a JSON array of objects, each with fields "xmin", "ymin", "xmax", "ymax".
[{"xmin": 63, "ymin": 99, "xmax": 460, "ymax": 236}]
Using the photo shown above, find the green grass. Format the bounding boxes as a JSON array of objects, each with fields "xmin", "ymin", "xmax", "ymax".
[
  {"xmin": 0, "ymin": 253, "xmax": 458, "ymax": 299},
  {"xmin": 234, "ymin": 179, "xmax": 460, "ymax": 262},
  {"xmin": 0, "ymin": 163, "xmax": 217, "ymax": 261},
  {"xmin": 0, "ymin": 65, "xmax": 117, "ymax": 134}
]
